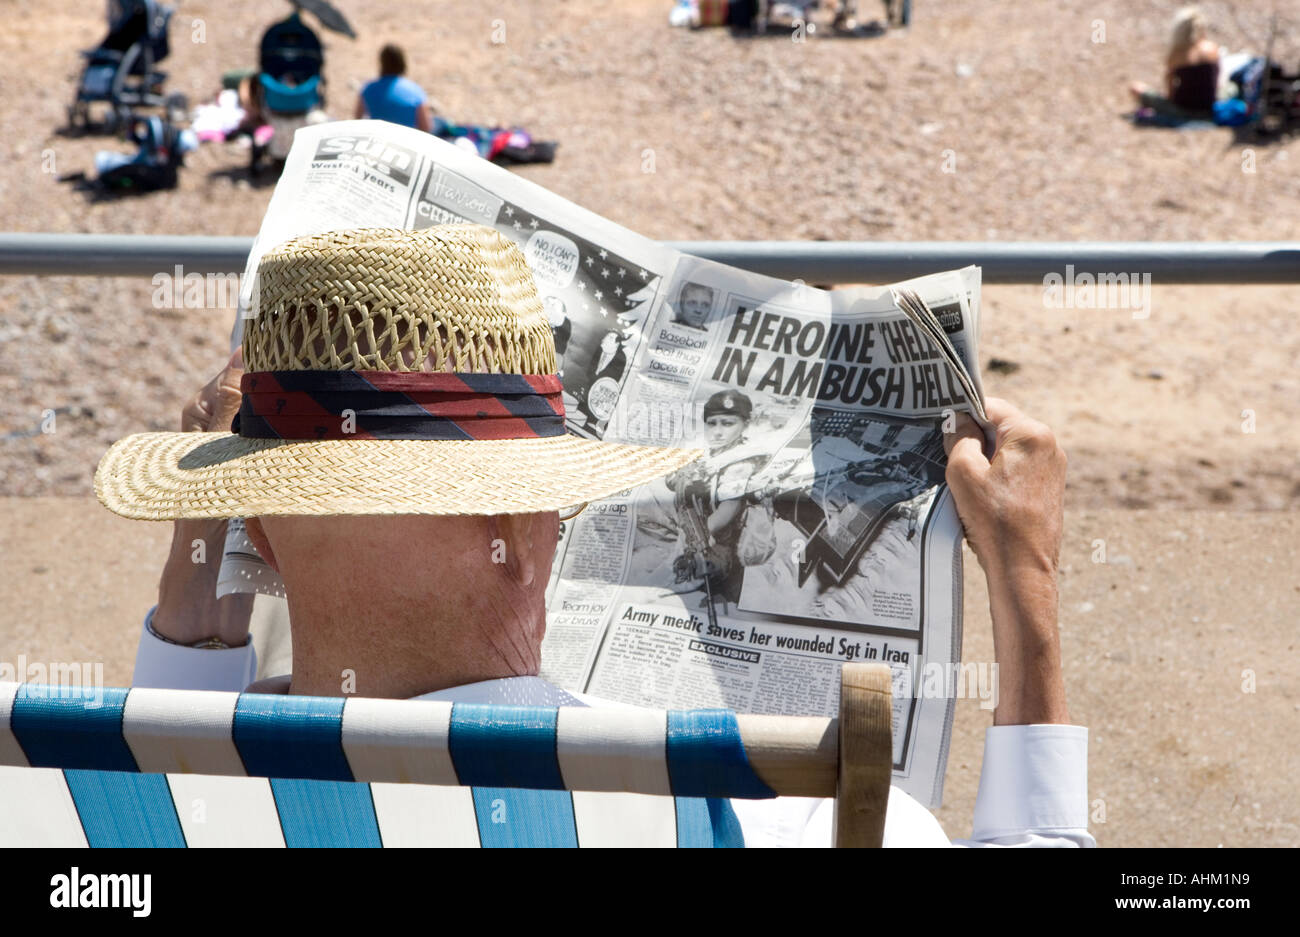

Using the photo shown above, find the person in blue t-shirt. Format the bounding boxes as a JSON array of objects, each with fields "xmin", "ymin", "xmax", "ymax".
[{"xmin": 354, "ymin": 44, "xmax": 432, "ymax": 131}]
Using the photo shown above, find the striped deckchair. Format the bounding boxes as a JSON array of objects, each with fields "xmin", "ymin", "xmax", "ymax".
[{"xmin": 0, "ymin": 663, "xmax": 891, "ymax": 848}]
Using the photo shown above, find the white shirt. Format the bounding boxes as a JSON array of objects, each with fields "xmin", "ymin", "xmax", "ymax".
[{"xmin": 134, "ymin": 612, "xmax": 1094, "ymax": 848}]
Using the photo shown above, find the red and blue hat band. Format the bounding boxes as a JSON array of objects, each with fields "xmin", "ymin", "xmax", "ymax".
[{"xmin": 233, "ymin": 371, "xmax": 567, "ymax": 441}]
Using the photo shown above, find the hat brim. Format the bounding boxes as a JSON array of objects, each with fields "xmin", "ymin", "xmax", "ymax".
[{"xmin": 94, "ymin": 431, "xmax": 704, "ymax": 519}]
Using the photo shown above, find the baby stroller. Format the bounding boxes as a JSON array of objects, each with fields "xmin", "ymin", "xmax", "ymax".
[
  {"xmin": 1220, "ymin": 48, "xmax": 1300, "ymax": 138},
  {"xmin": 68, "ymin": 0, "xmax": 185, "ymax": 133},
  {"xmin": 1242, "ymin": 18, "xmax": 1300, "ymax": 139},
  {"xmin": 248, "ymin": 12, "xmax": 327, "ymax": 173},
  {"xmin": 1256, "ymin": 59, "xmax": 1300, "ymax": 138}
]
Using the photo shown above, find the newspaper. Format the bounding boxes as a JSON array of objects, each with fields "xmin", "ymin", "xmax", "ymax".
[{"xmin": 222, "ymin": 120, "xmax": 988, "ymax": 808}]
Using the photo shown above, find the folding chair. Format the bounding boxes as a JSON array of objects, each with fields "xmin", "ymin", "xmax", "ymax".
[{"xmin": 0, "ymin": 663, "xmax": 892, "ymax": 848}]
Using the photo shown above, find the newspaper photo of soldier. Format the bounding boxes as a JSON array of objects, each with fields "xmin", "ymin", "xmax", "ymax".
[
  {"xmin": 626, "ymin": 387, "xmax": 805, "ymax": 623},
  {"xmin": 663, "ymin": 389, "xmax": 765, "ymax": 611}
]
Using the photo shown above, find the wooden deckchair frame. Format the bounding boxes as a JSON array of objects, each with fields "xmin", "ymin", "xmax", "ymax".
[{"xmin": 0, "ymin": 662, "xmax": 893, "ymax": 848}]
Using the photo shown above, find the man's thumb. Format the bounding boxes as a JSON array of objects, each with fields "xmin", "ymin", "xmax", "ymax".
[
  {"xmin": 943, "ymin": 413, "xmax": 989, "ymax": 486},
  {"xmin": 943, "ymin": 412, "xmax": 983, "ymax": 458},
  {"xmin": 214, "ymin": 351, "xmax": 244, "ymax": 426}
]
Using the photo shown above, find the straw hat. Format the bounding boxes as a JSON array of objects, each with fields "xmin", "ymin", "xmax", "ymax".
[{"xmin": 95, "ymin": 225, "xmax": 702, "ymax": 519}]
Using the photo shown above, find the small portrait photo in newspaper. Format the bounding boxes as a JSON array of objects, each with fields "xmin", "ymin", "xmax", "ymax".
[{"xmin": 668, "ymin": 280, "xmax": 718, "ymax": 332}]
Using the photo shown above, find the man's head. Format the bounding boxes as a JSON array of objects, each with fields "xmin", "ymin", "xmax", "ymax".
[
  {"xmin": 243, "ymin": 511, "xmax": 558, "ymax": 695},
  {"xmin": 96, "ymin": 225, "xmax": 702, "ymax": 695},
  {"xmin": 676, "ymin": 283, "xmax": 714, "ymax": 329},
  {"xmin": 379, "ymin": 44, "xmax": 407, "ymax": 76}
]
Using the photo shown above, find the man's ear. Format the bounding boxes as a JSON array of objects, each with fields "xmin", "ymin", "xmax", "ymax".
[{"xmin": 242, "ymin": 517, "xmax": 281, "ymax": 574}]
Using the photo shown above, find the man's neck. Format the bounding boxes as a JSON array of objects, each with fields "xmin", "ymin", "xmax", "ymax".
[
  {"xmin": 287, "ymin": 646, "xmax": 531, "ymax": 699},
  {"xmin": 280, "ymin": 585, "xmax": 544, "ymax": 699}
]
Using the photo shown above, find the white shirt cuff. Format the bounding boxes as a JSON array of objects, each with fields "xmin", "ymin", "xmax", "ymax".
[
  {"xmin": 132, "ymin": 607, "xmax": 258, "ymax": 692},
  {"xmin": 970, "ymin": 724, "xmax": 1090, "ymax": 841}
]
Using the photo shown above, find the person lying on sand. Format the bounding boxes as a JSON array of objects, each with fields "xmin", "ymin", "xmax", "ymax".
[{"xmin": 1129, "ymin": 5, "xmax": 1220, "ymax": 119}]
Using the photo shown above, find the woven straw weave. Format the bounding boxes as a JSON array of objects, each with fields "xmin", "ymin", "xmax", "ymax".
[
  {"xmin": 94, "ymin": 224, "xmax": 702, "ymax": 519},
  {"xmin": 244, "ymin": 225, "xmax": 557, "ymax": 374}
]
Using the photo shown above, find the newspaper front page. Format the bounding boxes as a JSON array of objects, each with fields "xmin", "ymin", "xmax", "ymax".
[{"xmin": 228, "ymin": 120, "xmax": 988, "ymax": 807}]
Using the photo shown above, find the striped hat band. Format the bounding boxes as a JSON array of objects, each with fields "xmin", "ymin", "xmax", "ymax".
[{"xmin": 233, "ymin": 371, "xmax": 566, "ymax": 441}]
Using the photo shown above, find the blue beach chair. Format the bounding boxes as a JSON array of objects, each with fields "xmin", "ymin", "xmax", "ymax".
[{"xmin": 0, "ymin": 663, "xmax": 891, "ymax": 848}]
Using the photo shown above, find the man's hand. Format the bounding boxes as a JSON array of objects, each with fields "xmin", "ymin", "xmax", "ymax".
[
  {"xmin": 152, "ymin": 352, "xmax": 254, "ymax": 648},
  {"xmin": 944, "ymin": 398, "xmax": 1065, "ymax": 578},
  {"xmin": 180, "ymin": 350, "xmax": 243, "ymax": 434},
  {"xmin": 944, "ymin": 398, "xmax": 1070, "ymax": 726}
]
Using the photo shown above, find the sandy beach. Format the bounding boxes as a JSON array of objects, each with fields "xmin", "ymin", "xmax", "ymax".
[{"xmin": 1, "ymin": 0, "xmax": 1297, "ymax": 846}]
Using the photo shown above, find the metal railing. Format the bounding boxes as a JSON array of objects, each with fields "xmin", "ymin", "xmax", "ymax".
[{"xmin": 0, "ymin": 233, "xmax": 1296, "ymax": 283}]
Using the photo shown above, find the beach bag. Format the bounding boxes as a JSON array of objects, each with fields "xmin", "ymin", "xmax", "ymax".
[{"xmin": 1213, "ymin": 98, "xmax": 1251, "ymax": 126}]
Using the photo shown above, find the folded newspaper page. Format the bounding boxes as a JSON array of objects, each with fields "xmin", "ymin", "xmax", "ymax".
[{"xmin": 222, "ymin": 120, "xmax": 988, "ymax": 807}]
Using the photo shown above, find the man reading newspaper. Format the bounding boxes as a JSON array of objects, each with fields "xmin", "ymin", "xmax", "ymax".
[{"xmin": 100, "ymin": 220, "xmax": 1092, "ymax": 847}]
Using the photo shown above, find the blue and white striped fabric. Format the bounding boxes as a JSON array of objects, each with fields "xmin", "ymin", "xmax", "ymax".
[{"xmin": 0, "ymin": 683, "xmax": 773, "ymax": 848}]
